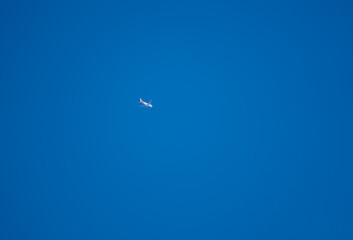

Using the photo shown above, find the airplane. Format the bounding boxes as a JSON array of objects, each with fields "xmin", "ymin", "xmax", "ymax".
[{"xmin": 139, "ymin": 98, "xmax": 152, "ymax": 108}]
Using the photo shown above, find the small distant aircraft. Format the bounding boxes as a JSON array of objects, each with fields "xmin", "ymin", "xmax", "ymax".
[{"xmin": 139, "ymin": 98, "xmax": 152, "ymax": 108}]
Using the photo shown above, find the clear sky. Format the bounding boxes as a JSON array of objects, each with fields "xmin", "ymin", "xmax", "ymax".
[{"xmin": 1, "ymin": 0, "xmax": 353, "ymax": 239}]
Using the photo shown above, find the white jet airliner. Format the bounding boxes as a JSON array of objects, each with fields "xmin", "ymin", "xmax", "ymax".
[{"xmin": 139, "ymin": 98, "xmax": 152, "ymax": 108}]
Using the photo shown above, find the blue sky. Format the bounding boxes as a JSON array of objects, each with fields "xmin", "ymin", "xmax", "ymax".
[{"xmin": 1, "ymin": 0, "xmax": 353, "ymax": 239}]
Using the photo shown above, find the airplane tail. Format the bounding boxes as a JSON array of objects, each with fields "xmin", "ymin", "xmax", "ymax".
[{"xmin": 139, "ymin": 98, "xmax": 142, "ymax": 103}]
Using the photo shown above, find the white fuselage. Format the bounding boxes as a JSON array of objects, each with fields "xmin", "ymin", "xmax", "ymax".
[
  {"xmin": 140, "ymin": 98, "xmax": 152, "ymax": 108},
  {"xmin": 143, "ymin": 102, "xmax": 152, "ymax": 107}
]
